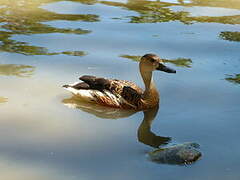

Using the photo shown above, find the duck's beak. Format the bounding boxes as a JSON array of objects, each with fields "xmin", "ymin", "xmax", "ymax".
[{"xmin": 156, "ymin": 63, "xmax": 176, "ymax": 73}]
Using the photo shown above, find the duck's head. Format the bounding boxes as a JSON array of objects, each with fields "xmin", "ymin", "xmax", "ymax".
[{"xmin": 140, "ymin": 54, "xmax": 176, "ymax": 73}]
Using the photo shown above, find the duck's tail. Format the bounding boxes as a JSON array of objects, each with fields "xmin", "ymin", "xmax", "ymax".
[
  {"xmin": 63, "ymin": 82, "xmax": 122, "ymax": 108},
  {"xmin": 62, "ymin": 82, "xmax": 96, "ymax": 102}
]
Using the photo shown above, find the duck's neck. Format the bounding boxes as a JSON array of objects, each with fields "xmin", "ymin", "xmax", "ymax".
[{"xmin": 140, "ymin": 70, "xmax": 159, "ymax": 99}]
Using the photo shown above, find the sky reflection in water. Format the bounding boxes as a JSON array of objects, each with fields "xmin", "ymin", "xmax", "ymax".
[{"xmin": 0, "ymin": 0, "xmax": 240, "ymax": 179}]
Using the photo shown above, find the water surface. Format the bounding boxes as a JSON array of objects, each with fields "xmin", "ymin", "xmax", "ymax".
[{"xmin": 0, "ymin": 0, "xmax": 240, "ymax": 179}]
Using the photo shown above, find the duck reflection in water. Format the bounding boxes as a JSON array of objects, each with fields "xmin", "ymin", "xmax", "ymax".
[
  {"xmin": 138, "ymin": 105, "xmax": 171, "ymax": 148},
  {"xmin": 62, "ymin": 96, "xmax": 136, "ymax": 119},
  {"xmin": 62, "ymin": 96, "xmax": 171, "ymax": 148},
  {"xmin": 62, "ymin": 96, "xmax": 201, "ymax": 164}
]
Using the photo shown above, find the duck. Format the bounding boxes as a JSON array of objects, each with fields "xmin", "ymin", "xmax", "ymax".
[{"xmin": 63, "ymin": 54, "xmax": 176, "ymax": 110}]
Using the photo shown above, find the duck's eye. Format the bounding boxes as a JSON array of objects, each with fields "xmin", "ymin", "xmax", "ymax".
[{"xmin": 150, "ymin": 59, "xmax": 155, "ymax": 63}]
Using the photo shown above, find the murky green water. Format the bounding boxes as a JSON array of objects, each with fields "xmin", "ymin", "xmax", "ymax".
[{"xmin": 0, "ymin": 0, "xmax": 240, "ymax": 179}]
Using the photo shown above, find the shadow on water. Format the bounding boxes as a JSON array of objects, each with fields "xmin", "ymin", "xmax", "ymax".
[
  {"xmin": 62, "ymin": 96, "xmax": 171, "ymax": 148},
  {"xmin": 0, "ymin": 64, "xmax": 35, "ymax": 77},
  {"xmin": 120, "ymin": 55, "xmax": 193, "ymax": 68}
]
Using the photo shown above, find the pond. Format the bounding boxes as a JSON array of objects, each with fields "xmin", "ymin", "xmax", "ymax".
[{"xmin": 0, "ymin": 0, "xmax": 240, "ymax": 179}]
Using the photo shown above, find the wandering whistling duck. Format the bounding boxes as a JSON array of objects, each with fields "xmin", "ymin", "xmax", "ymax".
[{"xmin": 63, "ymin": 54, "xmax": 176, "ymax": 110}]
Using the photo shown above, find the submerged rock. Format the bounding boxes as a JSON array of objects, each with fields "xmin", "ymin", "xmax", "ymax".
[{"xmin": 148, "ymin": 142, "xmax": 201, "ymax": 165}]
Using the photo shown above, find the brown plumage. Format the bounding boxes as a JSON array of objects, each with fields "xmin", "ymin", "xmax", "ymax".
[{"xmin": 63, "ymin": 54, "xmax": 176, "ymax": 110}]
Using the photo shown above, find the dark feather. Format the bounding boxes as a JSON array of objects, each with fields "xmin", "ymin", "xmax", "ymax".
[
  {"xmin": 122, "ymin": 86, "xmax": 142, "ymax": 104},
  {"xmin": 72, "ymin": 82, "xmax": 90, "ymax": 89},
  {"xmin": 79, "ymin": 75, "xmax": 97, "ymax": 84},
  {"xmin": 79, "ymin": 75, "xmax": 111, "ymax": 91},
  {"xmin": 63, "ymin": 82, "xmax": 90, "ymax": 90}
]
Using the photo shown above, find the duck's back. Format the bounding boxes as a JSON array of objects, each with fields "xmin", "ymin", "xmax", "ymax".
[{"xmin": 63, "ymin": 75, "xmax": 143, "ymax": 109}]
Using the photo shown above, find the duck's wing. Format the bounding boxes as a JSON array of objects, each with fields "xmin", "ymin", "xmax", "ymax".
[
  {"xmin": 121, "ymin": 86, "xmax": 142, "ymax": 105},
  {"xmin": 63, "ymin": 82, "xmax": 90, "ymax": 89},
  {"xmin": 78, "ymin": 75, "xmax": 143, "ymax": 93},
  {"xmin": 79, "ymin": 75, "xmax": 111, "ymax": 92},
  {"xmin": 109, "ymin": 79, "xmax": 143, "ymax": 107},
  {"xmin": 63, "ymin": 75, "xmax": 110, "ymax": 91},
  {"xmin": 79, "ymin": 75, "xmax": 144, "ymax": 102}
]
